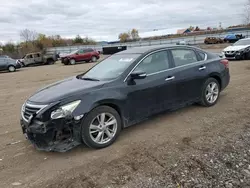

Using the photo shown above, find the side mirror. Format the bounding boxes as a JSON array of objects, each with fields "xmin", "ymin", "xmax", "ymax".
[
  {"xmin": 130, "ymin": 71, "xmax": 147, "ymax": 80},
  {"xmin": 75, "ymin": 53, "xmax": 79, "ymax": 55}
]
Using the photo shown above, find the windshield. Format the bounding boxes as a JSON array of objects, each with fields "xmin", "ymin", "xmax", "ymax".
[
  {"xmin": 81, "ymin": 54, "xmax": 140, "ymax": 81},
  {"xmin": 233, "ymin": 39, "xmax": 250, "ymax": 46}
]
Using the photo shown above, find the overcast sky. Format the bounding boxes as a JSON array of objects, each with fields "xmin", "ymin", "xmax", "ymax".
[{"xmin": 0, "ymin": 0, "xmax": 246, "ymax": 43}]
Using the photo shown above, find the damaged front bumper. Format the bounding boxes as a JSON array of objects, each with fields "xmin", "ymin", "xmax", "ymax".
[{"xmin": 20, "ymin": 116, "xmax": 83, "ymax": 152}]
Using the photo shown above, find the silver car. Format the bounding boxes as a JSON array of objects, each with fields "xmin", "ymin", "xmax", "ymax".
[{"xmin": 0, "ymin": 55, "xmax": 21, "ymax": 72}]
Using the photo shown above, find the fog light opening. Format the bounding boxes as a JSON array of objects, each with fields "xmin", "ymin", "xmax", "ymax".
[{"xmin": 74, "ymin": 115, "xmax": 84, "ymax": 121}]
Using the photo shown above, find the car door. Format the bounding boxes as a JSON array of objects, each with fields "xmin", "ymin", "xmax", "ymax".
[
  {"xmin": 75, "ymin": 49, "xmax": 84, "ymax": 61},
  {"xmin": 25, "ymin": 54, "xmax": 35, "ymax": 65},
  {"xmin": 81, "ymin": 49, "xmax": 92, "ymax": 61},
  {"xmin": 169, "ymin": 48, "xmax": 208, "ymax": 105},
  {"xmin": 85, "ymin": 49, "xmax": 93, "ymax": 60},
  {"xmin": 0, "ymin": 58, "xmax": 7, "ymax": 71},
  {"xmin": 125, "ymin": 50, "xmax": 177, "ymax": 123},
  {"xmin": 34, "ymin": 53, "xmax": 42, "ymax": 63}
]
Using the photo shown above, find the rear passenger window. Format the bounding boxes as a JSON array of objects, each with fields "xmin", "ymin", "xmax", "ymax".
[{"xmin": 171, "ymin": 49, "xmax": 198, "ymax": 67}]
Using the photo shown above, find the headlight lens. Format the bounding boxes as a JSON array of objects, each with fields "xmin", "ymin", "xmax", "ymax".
[
  {"xmin": 244, "ymin": 47, "xmax": 250, "ymax": 52},
  {"xmin": 51, "ymin": 100, "xmax": 81, "ymax": 120}
]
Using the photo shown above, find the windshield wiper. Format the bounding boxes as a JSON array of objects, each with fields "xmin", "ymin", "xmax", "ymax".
[{"xmin": 81, "ymin": 77, "xmax": 100, "ymax": 81}]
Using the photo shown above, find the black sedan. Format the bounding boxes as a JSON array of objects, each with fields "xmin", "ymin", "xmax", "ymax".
[
  {"xmin": 0, "ymin": 55, "xmax": 21, "ymax": 72},
  {"xmin": 20, "ymin": 45, "xmax": 230, "ymax": 152}
]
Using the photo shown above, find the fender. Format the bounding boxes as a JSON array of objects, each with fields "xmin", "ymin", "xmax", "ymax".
[{"xmin": 72, "ymin": 90, "xmax": 127, "ymax": 117}]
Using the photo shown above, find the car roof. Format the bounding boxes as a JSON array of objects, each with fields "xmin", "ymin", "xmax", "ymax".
[{"xmin": 116, "ymin": 45, "xmax": 200, "ymax": 55}]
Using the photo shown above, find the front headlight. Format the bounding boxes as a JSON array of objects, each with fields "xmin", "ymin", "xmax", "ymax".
[
  {"xmin": 51, "ymin": 100, "xmax": 81, "ymax": 120},
  {"xmin": 244, "ymin": 47, "xmax": 250, "ymax": 52}
]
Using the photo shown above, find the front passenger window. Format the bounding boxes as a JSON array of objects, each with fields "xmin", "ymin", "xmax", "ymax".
[
  {"xmin": 26, "ymin": 55, "xmax": 33, "ymax": 59},
  {"xmin": 133, "ymin": 51, "xmax": 170, "ymax": 74},
  {"xmin": 171, "ymin": 49, "xmax": 198, "ymax": 67}
]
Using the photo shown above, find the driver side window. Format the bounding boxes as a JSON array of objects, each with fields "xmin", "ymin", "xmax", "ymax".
[{"xmin": 133, "ymin": 51, "xmax": 170, "ymax": 75}]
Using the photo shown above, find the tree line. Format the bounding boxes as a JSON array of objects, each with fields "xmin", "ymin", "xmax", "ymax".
[{"xmin": 0, "ymin": 29, "xmax": 96, "ymax": 58}]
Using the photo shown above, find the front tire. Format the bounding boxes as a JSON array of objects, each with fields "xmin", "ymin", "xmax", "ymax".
[
  {"xmin": 70, "ymin": 59, "xmax": 76, "ymax": 65},
  {"xmin": 81, "ymin": 106, "xmax": 122, "ymax": 149},
  {"xmin": 243, "ymin": 52, "xmax": 250, "ymax": 60},
  {"xmin": 200, "ymin": 78, "xmax": 220, "ymax": 107},
  {"xmin": 8, "ymin": 65, "xmax": 16, "ymax": 72}
]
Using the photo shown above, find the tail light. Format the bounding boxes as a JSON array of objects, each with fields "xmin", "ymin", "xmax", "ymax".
[{"xmin": 220, "ymin": 59, "xmax": 229, "ymax": 69}]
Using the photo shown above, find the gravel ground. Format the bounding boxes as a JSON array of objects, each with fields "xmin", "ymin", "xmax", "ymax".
[{"xmin": 0, "ymin": 48, "xmax": 250, "ymax": 188}]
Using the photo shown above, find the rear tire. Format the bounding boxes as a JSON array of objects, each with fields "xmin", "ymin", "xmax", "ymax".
[
  {"xmin": 47, "ymin": 59, "xmax": 55, "ymax": 65},
  {"xmin": 81, "ymin": 106, "xmax": 122, "ymax": 149},
  {"xmin": 200, "ymin": 78, "xmax": 220, "ymax": 107},
  {"xmin": 8, "ymin": 65, "xmax": 16, "ymax": 72},
  {"xmin": 91, "ymin": 56, "xmax": 97, "ymax": 62}
]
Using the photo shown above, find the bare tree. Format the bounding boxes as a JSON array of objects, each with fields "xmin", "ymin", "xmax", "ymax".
[
  {"xmin": 130, "ymin": 29, "xmax": 140, "ymax": 40},
  {"xmin": 20, "ymin": 29, "xmax": 38, "ymax": 43},
  {"xmin": 244, "ymin": 0, "xmax": 250, "ymax": 24}
]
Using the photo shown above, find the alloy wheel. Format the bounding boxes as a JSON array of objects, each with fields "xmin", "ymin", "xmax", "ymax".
[
  {"xmin": 205, "ymin": 82, "xmax": 219, "ymax": 104},
  {"xmin": 91, "ymin": 56, "xmax": 97, "ymax": 62},
  {"xmin": 89, "ymin": 113, "xmax": 118, "ymax": 144},
  {"xmin": 8, "ymin": 66, "xmax": 15, "ymax": 72},
  {"xmin": 70, "ymin": 59, "xmax": 76, "ymax": 65}
]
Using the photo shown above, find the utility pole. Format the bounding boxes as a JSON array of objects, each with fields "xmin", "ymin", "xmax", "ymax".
[{"xmin": 219, "ymin": 22, "xmax": 222, "ymax": 30}]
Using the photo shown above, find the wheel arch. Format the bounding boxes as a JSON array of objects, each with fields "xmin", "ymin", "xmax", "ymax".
[
  {"xmin": 7, "ymin": 64, "xmax": 16, "ymax": 69},
  {"xmin": 208, "ymin": 73, "xmax": 222, "ymax": 89},
  {"xmin": 46, "ymin": 58, "xmax": 54, "ymax": 62},
  {"xmin": 90, "ymin": 100, "xmax": 125, "ymax": 128}
]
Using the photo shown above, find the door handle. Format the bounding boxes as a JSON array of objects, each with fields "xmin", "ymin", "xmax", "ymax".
[
  {"xmin": 165, "ymin": 76, "xmax": 175, "ymax": 81},
  {"xmin": 199, "ymin": 66, "xmax": 206, "ymax": 71}
]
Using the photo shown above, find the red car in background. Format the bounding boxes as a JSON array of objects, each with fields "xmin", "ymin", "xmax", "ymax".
[{"xmin": 61, "ymin": 48, "xmax": 100, "ymax": 65}]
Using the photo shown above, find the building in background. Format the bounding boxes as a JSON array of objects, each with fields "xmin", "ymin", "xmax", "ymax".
[{"xmin": 176, "ymin": 28, "xmax": 191, "ymax": 34}]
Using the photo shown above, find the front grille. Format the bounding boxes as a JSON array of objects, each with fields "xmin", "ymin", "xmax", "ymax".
[
  {"xmin": 22, "ymin": 103, "xmax": 47, "ymax": 122},
  {"xmin": 225, "ymin": 51, "xmax": 236, "ymax": 55},
  {"xmin": 225, "ymin": 54, "xmax": 236, "ymax": 58}
]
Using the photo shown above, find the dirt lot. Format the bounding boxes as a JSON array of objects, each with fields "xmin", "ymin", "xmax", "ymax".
[{"xmin": 0, "ymin": 48, "xmax": 250, "ymax": 188}]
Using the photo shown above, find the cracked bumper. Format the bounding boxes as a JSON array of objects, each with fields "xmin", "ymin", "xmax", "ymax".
[{"xmin": 20, "ymin": 117, "xmax": 83, "ymax": 152}]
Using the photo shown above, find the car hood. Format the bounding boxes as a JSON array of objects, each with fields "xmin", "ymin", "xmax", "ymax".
[
  {"xmin": 223, "ymin": 45, "xmax": 250, "ymax": 52},
  {"xmin": 28, "ymin": 76, "xmax": 106, "ymax": 104}
]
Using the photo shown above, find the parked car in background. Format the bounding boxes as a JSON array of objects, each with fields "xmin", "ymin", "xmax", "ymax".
[
  {"xmin": 0, "ymin": 55, "xmax": 21, "ymax": 72},
  {"xmin": 61, "ymin": 48, "xmax": 100, "ymax": 65},
  {"xmin": 204, "ymin": 37, "xmax": 224, "ymax": 44},
  {"xmin": 222, "ymin": 38, "xmax": 250, "ymax": 60},
  {"xmin": 176, "ymin": 40, "xmax": 188, "ymax": 45},
  {"xmin": 20, "ymin": 45, "xmax": 230, "ymax": 152},
  {"xmin": 224, "ymin": 34, "xmax": 245, "ymax": 43},
  {"xmin": 18, "ymin": 52, "xmax": 57, "ymax": 67}
]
